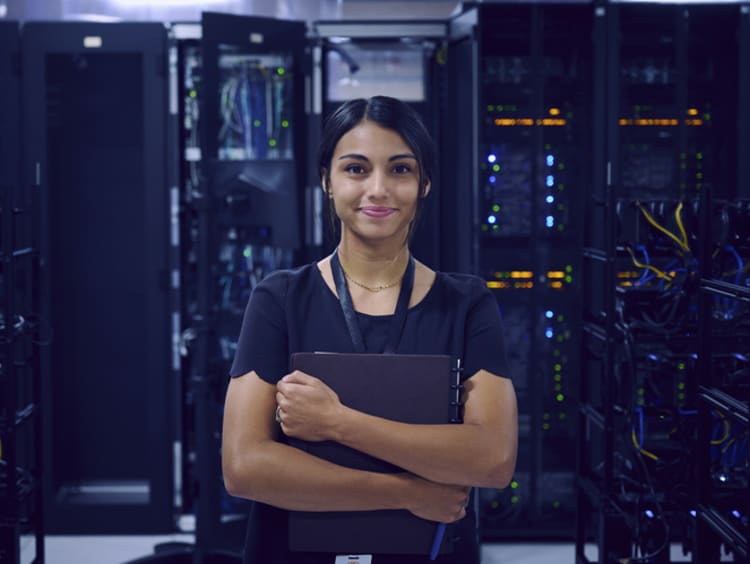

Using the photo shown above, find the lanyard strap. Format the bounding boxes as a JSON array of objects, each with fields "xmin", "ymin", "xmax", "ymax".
[{"xmin": 330, "ymin": 249, "xmax": 415, "ymax": 354}]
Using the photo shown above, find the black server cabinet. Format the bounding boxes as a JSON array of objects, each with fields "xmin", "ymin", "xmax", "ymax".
[
  {"xmin": 170, "ymin": 13, "xmax": 308, "ymax": 556},
  {"xmin": 446, "ymin": 2, "xmax": 591, "ymax": 539},
  {"xmin": 22, "ymin": 22, "xmax": 174, "ymax": 534},
  {"xmin": 311, "ymin": 20, "xmax": 448, "ymax": 269},
  {"xmin": 1, "ymin": 20, "xmax": 45, "ymax": 564},
  {"xmin": 577, "ymin": 3, "xmax": 748, "ymax": 563}
]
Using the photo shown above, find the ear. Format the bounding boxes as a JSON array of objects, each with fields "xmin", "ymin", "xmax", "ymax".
[
  {"xmin": 321, "ymin": 170, "xmax": 332, "ymax": 198},
  {"xmin": 421, "ymin": 181, "xmax": 431, "ymax": 198}
]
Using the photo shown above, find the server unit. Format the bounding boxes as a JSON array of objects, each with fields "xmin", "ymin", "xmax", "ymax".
[
  {"xmin": 22, "ymin": 22, "xmax": 173, "ymax": 533},
  {"xmin": 445, "ymin": 2, "xmax": 590, "ymax": 539}
]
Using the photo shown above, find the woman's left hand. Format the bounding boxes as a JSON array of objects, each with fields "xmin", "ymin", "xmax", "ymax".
[{"xmin": 275, "ymin": 371, "xmax": 344, "ymax": 442}]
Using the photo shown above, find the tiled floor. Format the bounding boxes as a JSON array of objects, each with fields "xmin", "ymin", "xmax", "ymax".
[{"xmin": 21, "ymin": 536, "xmax": 581, "ymax": 564}]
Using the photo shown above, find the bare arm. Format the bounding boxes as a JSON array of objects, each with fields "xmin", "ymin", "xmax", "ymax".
[
  {"xmin": 221, "ymin": 370, "xmax": 469, "ymax": 522},
  {"xmin": 277, "ymin": 369, "xmax": 518, "ymax": 489}
]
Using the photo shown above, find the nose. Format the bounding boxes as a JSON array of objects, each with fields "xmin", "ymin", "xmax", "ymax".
[{"xmin": 366, "ymin": 169, "xmax": 389, "ymax": 199}]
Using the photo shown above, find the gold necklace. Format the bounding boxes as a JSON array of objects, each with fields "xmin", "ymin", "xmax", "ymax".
[{"xmin": 337, "ymin": 249, "xmax": 408, "ymax": 293}]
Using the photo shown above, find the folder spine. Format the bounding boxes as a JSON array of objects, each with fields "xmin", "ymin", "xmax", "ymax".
[{"xmin": 449, "ymin": 357, "xmax": 464, "ymax": 424}]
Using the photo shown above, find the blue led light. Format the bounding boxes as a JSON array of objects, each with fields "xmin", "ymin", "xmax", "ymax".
[
  {"xmin": 487, "ymin": 154, "xmax": 497, "ymax": 164},
  {"xmin": 546, "ymin": 216, "xmax": 554, "ymax": 227},
  {"xmin": 545, "ymin": 310, "xmax": 554, "ymax": 319},
  {"xmin": 689, "ymin": 510, "xmax": 697, "ymax": 518},
  {"xmin": 644, "ymin": 510, "xmax": 654, "ymax": 519},
  {"xmin": 546, "ymin": 154, "xmax": 554, "ymax": 167},
  {"xmin": 732, "ymin": 510, "xmax": 742, "ymax": 519},
  {"xmin": 489, "ymin": 175, "xmax": 496, "ymax": 184},
  {"xmin": 546, "ymin": 195, "xmax": 555, "ymax": 204},
  {"xmin": 546, "ymin": 175, "xmax": 554, "ymax": 187},
  {"xmin": 545, "ymin": 328, "xmax": 554, "ymax": 339},
  {"xmin": 487, "ymin": 215, "xmax": 497, "ymax": 225}
]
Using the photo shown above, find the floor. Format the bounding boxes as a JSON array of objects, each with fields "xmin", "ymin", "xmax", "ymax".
[
  {"xmin": 20, "ymin": 536, "xmax": 585, "ymax": 564},
  {"xmin": 20, "ymin": 535, "xmax": 736, "ymax": 563}
]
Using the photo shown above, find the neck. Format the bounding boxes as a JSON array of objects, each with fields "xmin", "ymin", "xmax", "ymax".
[{"xmin": 336, "ymin": 240, "xmax": 410, "ymax": 292}]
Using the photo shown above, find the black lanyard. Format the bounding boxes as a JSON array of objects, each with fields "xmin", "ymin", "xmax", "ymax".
[{"xmin": 330, "ymin": 249, "xmax": 415, "ymax": 354}]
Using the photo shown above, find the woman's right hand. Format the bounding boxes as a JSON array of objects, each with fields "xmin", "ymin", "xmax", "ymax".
[{"xmin": 398, "ymin": 473, "xmax": 470, "ymax": 523}]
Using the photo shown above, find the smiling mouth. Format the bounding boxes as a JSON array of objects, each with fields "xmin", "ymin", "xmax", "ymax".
[{"xmin": 359, "ymin": 207, "xmax": 396, "ymax": 218}]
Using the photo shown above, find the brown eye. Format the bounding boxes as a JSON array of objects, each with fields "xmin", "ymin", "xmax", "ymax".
[{"xmin": 345, "ymin": 164, "xmax": 365, "ymax": 174}]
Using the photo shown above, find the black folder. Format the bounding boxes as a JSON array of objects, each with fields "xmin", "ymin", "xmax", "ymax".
[{"xmin": 286, "ymin": 352, "xmax": 462, "ymax": 555}]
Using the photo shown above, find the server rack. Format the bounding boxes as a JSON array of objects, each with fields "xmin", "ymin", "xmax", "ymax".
[
  {"xmin": 163, "ymin": 13, "xmax": 308, "ymax": 560},
  {"xmin": 0, "ymin": 20, "xmax": 44, "ymax": 564},
  {"xmin": 576, "ymin": 3, "xmax": 749, "ymax": 562},
  {"xmin": 446, "ymin": 2, "xmax": 590, "ymax": 539},
  {"xmin": 21, "ymin": 22, "xmax": 174, "ymax": 534}
]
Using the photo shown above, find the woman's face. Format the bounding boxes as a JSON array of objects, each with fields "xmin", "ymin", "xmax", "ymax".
[{"xmin": 325, "ymin": 119, "xmax": 428, "ymax": 246}]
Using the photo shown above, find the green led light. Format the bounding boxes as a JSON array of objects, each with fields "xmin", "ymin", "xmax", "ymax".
[
  {"xmin": 543, "ymin": 423, "xmax": 550, "ymax": 430},
  {"xmin": 281, "ymin": 120, "xmax": 289, "ymax": 128},
  {"xmin": 553, "ymin": 374, "xmax": 562, "ymax": 382},
  {"xmin": 677, "ymin": 393, "xmax": 685, "ymax": 400},
  {"xmin": 511, "ymin": 496, "xmax": 520, "ymax": 504},
  {"xmin": 492, "ymin": 164, "xmax": 500, "ymax": 172},
  {"xmin": 268, "ymin": 139, "xmax": 277, "ymax": 147},
  {"xmin": 277, "ymin": 67, "xmax": 285, "ymax": 76},
  {"xmin": 556, "ymin": 335, "xmax": 564, "ymax": 342},
  {"xmin": 544, "ymin": 143, "xmax": 551, "ymax": 150},
  {"xmin": 559, "ymin": 413, "xmax": 566, "ymax": 420},
  {"xmin": 510, "ymin": 480, "xmax": 519, "ymax": 489},
  {"xmin": 565, "ymin": 265, "xmax": 572, "ymax": 273},
  {"xmin": 243, "ymin": 248, "xmax": 251, "ymax": 258},
  {"xmin": 564, "ymin": 275, "xmax": 572, "ymax": 283},
  {"xmin": 543, "ymin": 412, "xmax": 550, "ymax": 420},
  {"xmin": 497, "ymin": 105, "xmax": 504, "ymax": 111},
  {"xmin": 557, "ymin": 163, "xmax": 565, "ymax": 170},
  {"xmin": 557, "ymin": 314, "xmax": 564, "ymax": 322},
  {"xmin": 488, "ymin": 105, "xmax": 495, "ymax": 112},
  {"xmin": 253, "ymin": 119, "xmax": 261, "ymax": 127},
  {"xmin": 189, "ymin": 90, "xmax": 197, "ymax": 98},
  {"xmin": 491, "ymin": 500, "xmax": 499, "ymax": 509},
  {"xmin": 481, "ymin": 224, "xmax": 488, "ymax": 231},
  {"xmin": 553, "ymin": 349, "xmax": 561, "ymax": 357},
  {"xmin": 554, "ymin": 363, "xmax": 562, "ymax": 371},
  {"xmin": 556, "ymin": 393, "xmax": 564, "ymax": 402},
  {"xmin": 492, "ymin": 204, "xmax": 500, "ymax": 212},
  {"xmin": 492, "ymin": 224, "xmax": 499, "ymax": 231},
  {"xmin": 554, "ymin": 384, "xmax": 562, "ymax": 392},
  {"xmin": 638, "ymin": 388, "xmax": 644, "ymax": 395},
  {"xmin": 678, "ymin": 382, "xmax": 686, "ymax": 390},
  {"xmin": 696, "ymin": 152, "xmax": 703, "ymax": 160},
  {"xmin": 678, "ymin": 362, "xmax": 686, "ymax": 370},
  {"xmin": 557, "ymin": 224, "xmax": 565, "ymax": 232}
]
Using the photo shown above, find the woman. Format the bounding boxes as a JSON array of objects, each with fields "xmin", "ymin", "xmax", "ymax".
[{"xmin": 222, "ymin": 95, "xmax": 518, "ymax": 564}]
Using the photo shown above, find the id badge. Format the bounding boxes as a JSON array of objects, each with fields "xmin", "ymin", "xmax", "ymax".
[{"xmin": 334, "ymin": 556, "xmax": 372, "ymax": 564}]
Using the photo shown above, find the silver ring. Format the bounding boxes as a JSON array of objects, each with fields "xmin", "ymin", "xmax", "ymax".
[{"xmin": 274, "ymin": 405, "xmax": 282, "ymax": 423}]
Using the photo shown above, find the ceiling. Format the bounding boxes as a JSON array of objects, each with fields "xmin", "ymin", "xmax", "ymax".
[{"xmin": 3, "ymin": 0, "xmax": 463, "ymax": 23}]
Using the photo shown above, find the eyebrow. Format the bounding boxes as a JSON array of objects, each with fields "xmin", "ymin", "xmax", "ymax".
[{"xmin": 337, "ymin": 153, "xmax": 417, "ymax": 162}]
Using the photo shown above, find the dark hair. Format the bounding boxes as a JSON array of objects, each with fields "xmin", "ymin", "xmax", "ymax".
[{"xmin": 318, "ymin": 96, "xmax": 435, "ymax": 243}]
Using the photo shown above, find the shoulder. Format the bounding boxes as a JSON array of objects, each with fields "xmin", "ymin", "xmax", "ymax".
[
  {"xmin": 435, "ymin": 271, "xmax": 489, "ymax": 300},
  {"xmin": 253, "ymin": 262, "xmax": 320, "ymax": 301}
]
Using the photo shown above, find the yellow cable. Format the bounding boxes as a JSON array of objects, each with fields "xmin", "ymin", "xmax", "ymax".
[
  {"xmin": 720, "ymin": 438, "xmax": 735, "ymax": 454},
  {"xmin": 636, "ymin": 201, "xmax": 691, "ymax": 252},
  {"xmin": 631, "ymin": 430, "xmax": 660, "ymax": 461},
  {"xmin": 711, "ymin": 413, "xmax": 731, "ymax": 445},
  {"xmin": 674, "ymin": 202, "xmax": 690, "ymax": 250},
  {"xmin": 625, "ymin": 246, "xmax": 674, "ymax": 282}
]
